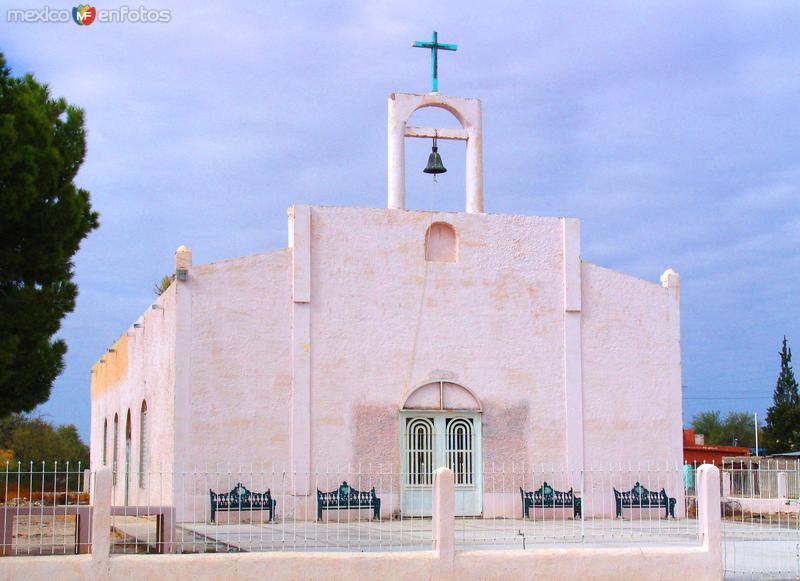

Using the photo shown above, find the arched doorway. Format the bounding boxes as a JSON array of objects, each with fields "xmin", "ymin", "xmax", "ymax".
[
  {"xmin": 124, "ymin": 410, "xmax": 132, "ymax": 506},
  {"xmin": 400, "ymin": 380, "xmax": 482, "ymax": 516}
]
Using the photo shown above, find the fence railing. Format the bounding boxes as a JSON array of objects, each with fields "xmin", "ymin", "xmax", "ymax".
[
  {"xmin": 1, "ymin": 462, "xmax": 90, "ymax": 556},
  {"xmin": 0, "ymin": 465, "xmax": 726, "ymax": 581},
  {"xmin": 25, "ymin": 460, "xmax": 800, "ymax": 578},
  {"xmin": 0, "ymin": 461, "xmax": 717, "ymax": 557},
  {"xmin": 114, "ymin": 464, "xmax": 432, "ymax": 554},
  {"xmin": 98, "ymin": 463, "xmax": 700, "ymax": 554},
  {"xmin": 719, "ymin": 458, "xmax": 800, "ymax": 500},
  {"xmin": 457, "ymin": 464, "xmax": 697, "ymax": 548},
  {"xmin": 689, "ymin": 458, "xmax": 800, "ymax": 579}
]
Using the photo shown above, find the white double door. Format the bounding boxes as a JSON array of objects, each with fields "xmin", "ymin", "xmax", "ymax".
[{"xmin": 400, "ymin": 412, "xmax": 482, "ymax": 517}]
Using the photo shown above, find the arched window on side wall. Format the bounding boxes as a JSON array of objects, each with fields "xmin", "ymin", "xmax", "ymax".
[
  {"xmin": 112, "ymin": 414, "xmax": 119, "ymax": 485},
  {"xmin": 139, "ymin": 401, "xmax": 148, "ymax": 488},
  {"xmin": 102, "ymin": 419, "xmax": 108, "ymax": 466}
]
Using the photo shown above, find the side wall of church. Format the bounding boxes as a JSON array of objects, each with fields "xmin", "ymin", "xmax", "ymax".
[
  {"xmin": 581, "ymin": 262, "xmax": 682, "ymax": 467},
  {"xmin": 89, "ymin": 283, "xmax": 178, "ymax": 506},
  {"xmin": 581, "ymin": 262, "xmax": 684, "ymax": 513}
]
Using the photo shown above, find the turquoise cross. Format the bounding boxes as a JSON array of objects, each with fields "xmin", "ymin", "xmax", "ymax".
[{"xmin": 413, "ymin": 31, "xmax": 457, "ymax": 93}]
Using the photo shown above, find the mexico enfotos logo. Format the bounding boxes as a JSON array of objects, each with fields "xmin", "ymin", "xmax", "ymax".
[
  {"xmin": 7, "ymin": 5, "xmax": 171, "ymax": 24},
  {"xmin": 72, "ymin": 5, "xmax": 95, "ymax": 25}
]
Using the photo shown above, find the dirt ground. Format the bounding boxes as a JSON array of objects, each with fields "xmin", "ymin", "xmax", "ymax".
[{"xmin": 4, "ymin": 515, "xmax": 78, "ymax": 556}]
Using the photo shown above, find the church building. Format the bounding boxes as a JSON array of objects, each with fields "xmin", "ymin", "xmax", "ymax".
[{"xmin": 88, "ymin": 51, "xmax": 684, "ymax": 519}]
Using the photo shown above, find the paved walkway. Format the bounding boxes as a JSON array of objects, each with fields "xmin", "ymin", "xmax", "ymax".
[
  {"xmin": 722, "ymin": 520, "xmax": 799, "ymax": 580},
  {"xmin": 171, "ymin": 517, "xmax": 700, "ymax": 553}
]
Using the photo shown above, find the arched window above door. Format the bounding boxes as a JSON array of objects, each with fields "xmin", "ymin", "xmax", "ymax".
[{"xmin": 401, "ymin": 380, "xmax": 481, "ymax": 412}]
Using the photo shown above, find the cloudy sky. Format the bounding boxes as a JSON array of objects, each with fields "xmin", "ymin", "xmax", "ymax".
[{"xmin": 3, "ymin": 1, "xmax": 799, "ymax": 441}]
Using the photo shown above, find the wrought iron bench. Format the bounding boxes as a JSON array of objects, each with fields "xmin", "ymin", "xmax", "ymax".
[
  {"xmin": 614, "ymin": 482, "xmax": 676, "ymax": 519},
  {"xmin": 209, "ymin": 482, "xmax": 276, "ymax": 524},
  {"xmin": 520, "ymin": 482, "xmax": 582, "ymax": 519},
  {"xmin": 317, "ymin": 481, "xmax": 381, "ymax": 521}
]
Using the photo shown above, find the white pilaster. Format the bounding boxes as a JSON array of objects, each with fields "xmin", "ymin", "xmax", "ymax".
[
  {"xmin": 465, "ymin": 100, "xmax": 483, "ymax": 214},
  {"xmin": 173, "ymin": 246, "xmax": 192, "ymax": 519},
  {"xmin": 562, "ymin": 218, "xmax": 584, "ymax": 475},
  {"xmin": 661, "ymin": 268, "xmax": 683, "ymax": 466},
  {"xmin": 290, "ymin": 205, "xmax": 312, "ymax": 495},
  {"xmin": 388, "ymin": 96, "xmax": 406, "ymax": 210}
]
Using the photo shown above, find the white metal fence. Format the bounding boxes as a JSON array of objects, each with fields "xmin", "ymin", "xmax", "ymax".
[
  {"xmin": 99, "ymin": 463, "xmax": 700, "ymax": 554},
  {"xmin": 716, "ymin": 459, "xmax": 800, "ymax": 580},
  {"xmin": 0, "ymin": 461, "xmax": 90, "ymax": 556},
  {"xmin": 721, "ymin": 458, "xmax": 800, "ymax": 499},
  {"xmin": 112, "ymin": 464, "xmax": 432, "ymax": 554},
  {"xmin": 18, "ymin": 457, "xmax": 800, "ymax": 575},
  {"xmin": 458, "ymin": 464, "xmax": 697, "ymax": 549}
]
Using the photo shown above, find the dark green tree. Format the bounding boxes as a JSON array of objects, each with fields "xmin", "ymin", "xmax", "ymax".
[
  {"xmin": 0, "ymin": 52, "xmax": 99, "ymax": 416},
  {"xmin": 764, "ymin": 337, "xmax": 800, "ymax": 453},
  {"xmin": 8, "ymin": 416, "xmax": 89, "ymax": 466},
  {"xmin": 0, "ymin": 412, "xmax": 24, "ymax": 447},
  {"xmin": 0, "ymin": 413, "xmax": 89, "ymax": 464},
  {"xmin": 719, "ymin": 412, "xmax": 760, "ymax": 449},
  {"xmin": 690, "ymin": 410, "xmax": 723, "ymax": 444},
  {"xmin": 689, "ymin": 410, "xmax": 762, "ymax": 448}
]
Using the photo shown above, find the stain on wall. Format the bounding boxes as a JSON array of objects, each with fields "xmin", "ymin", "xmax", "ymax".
[
  {"xmin": 481, "ymin": 401, "xmax": 529, "ymax": 466},
  {"xmin": 90, "ymin": 334, "xmax": 128, "ymax": 399}
]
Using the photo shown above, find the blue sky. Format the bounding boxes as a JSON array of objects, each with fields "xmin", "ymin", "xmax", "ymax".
[{"xmin": 3, "ymin": 1, "xmax": 798, "ymax": 442}]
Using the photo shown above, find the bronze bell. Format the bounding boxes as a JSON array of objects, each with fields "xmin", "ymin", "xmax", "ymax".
[{"xmin": 423, "ymin": 138, "xmax": 447, "ymax": 175}]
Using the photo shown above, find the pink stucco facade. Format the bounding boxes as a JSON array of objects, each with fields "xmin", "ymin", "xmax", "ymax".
[{"xmin": 90, "ymin": 204, "xmax": 683, "ymax": 518}]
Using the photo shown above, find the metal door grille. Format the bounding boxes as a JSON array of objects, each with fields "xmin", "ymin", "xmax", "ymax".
[
  {"xmin": 406, "ymin": 417, "xmax": 434, "ymax": 486},
  {"xmin": 446, "ymin": 418, "xmax": 473, "ymax": 485}
]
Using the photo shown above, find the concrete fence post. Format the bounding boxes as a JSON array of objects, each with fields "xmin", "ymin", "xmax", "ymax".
[
  {"xmin": 433, "ymin": 467, "xmax": 455, "ymax": 578},
  {"xmin": 697, "ymin": 463, "xmax": 722, "ymax": 579},
  {"xmin": 777, "ymin": 472, "xmax": 788, "ymax": 505},
  {"xmin": 721, "ymin": 470, "xmax": 731, "ymax": 497},
  {"xmin": 91, "ymin": 468, "xmax": 112, "ymax": 581}
]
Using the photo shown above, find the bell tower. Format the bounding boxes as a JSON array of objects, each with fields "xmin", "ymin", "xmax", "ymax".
[{"xmin": 387, "ymin": 32, "xmax": 484, "ymax": 214}]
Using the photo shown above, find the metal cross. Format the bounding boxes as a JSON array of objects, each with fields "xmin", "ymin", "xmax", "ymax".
[{"xmin": 413, "ymin": 31, "xmax": 457, "ymax": 93}]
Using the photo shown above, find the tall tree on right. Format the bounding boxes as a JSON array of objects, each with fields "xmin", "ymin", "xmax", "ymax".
[{"xmin": 764, "ymin": 337, "xmax": 800, "ymax": 454}]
